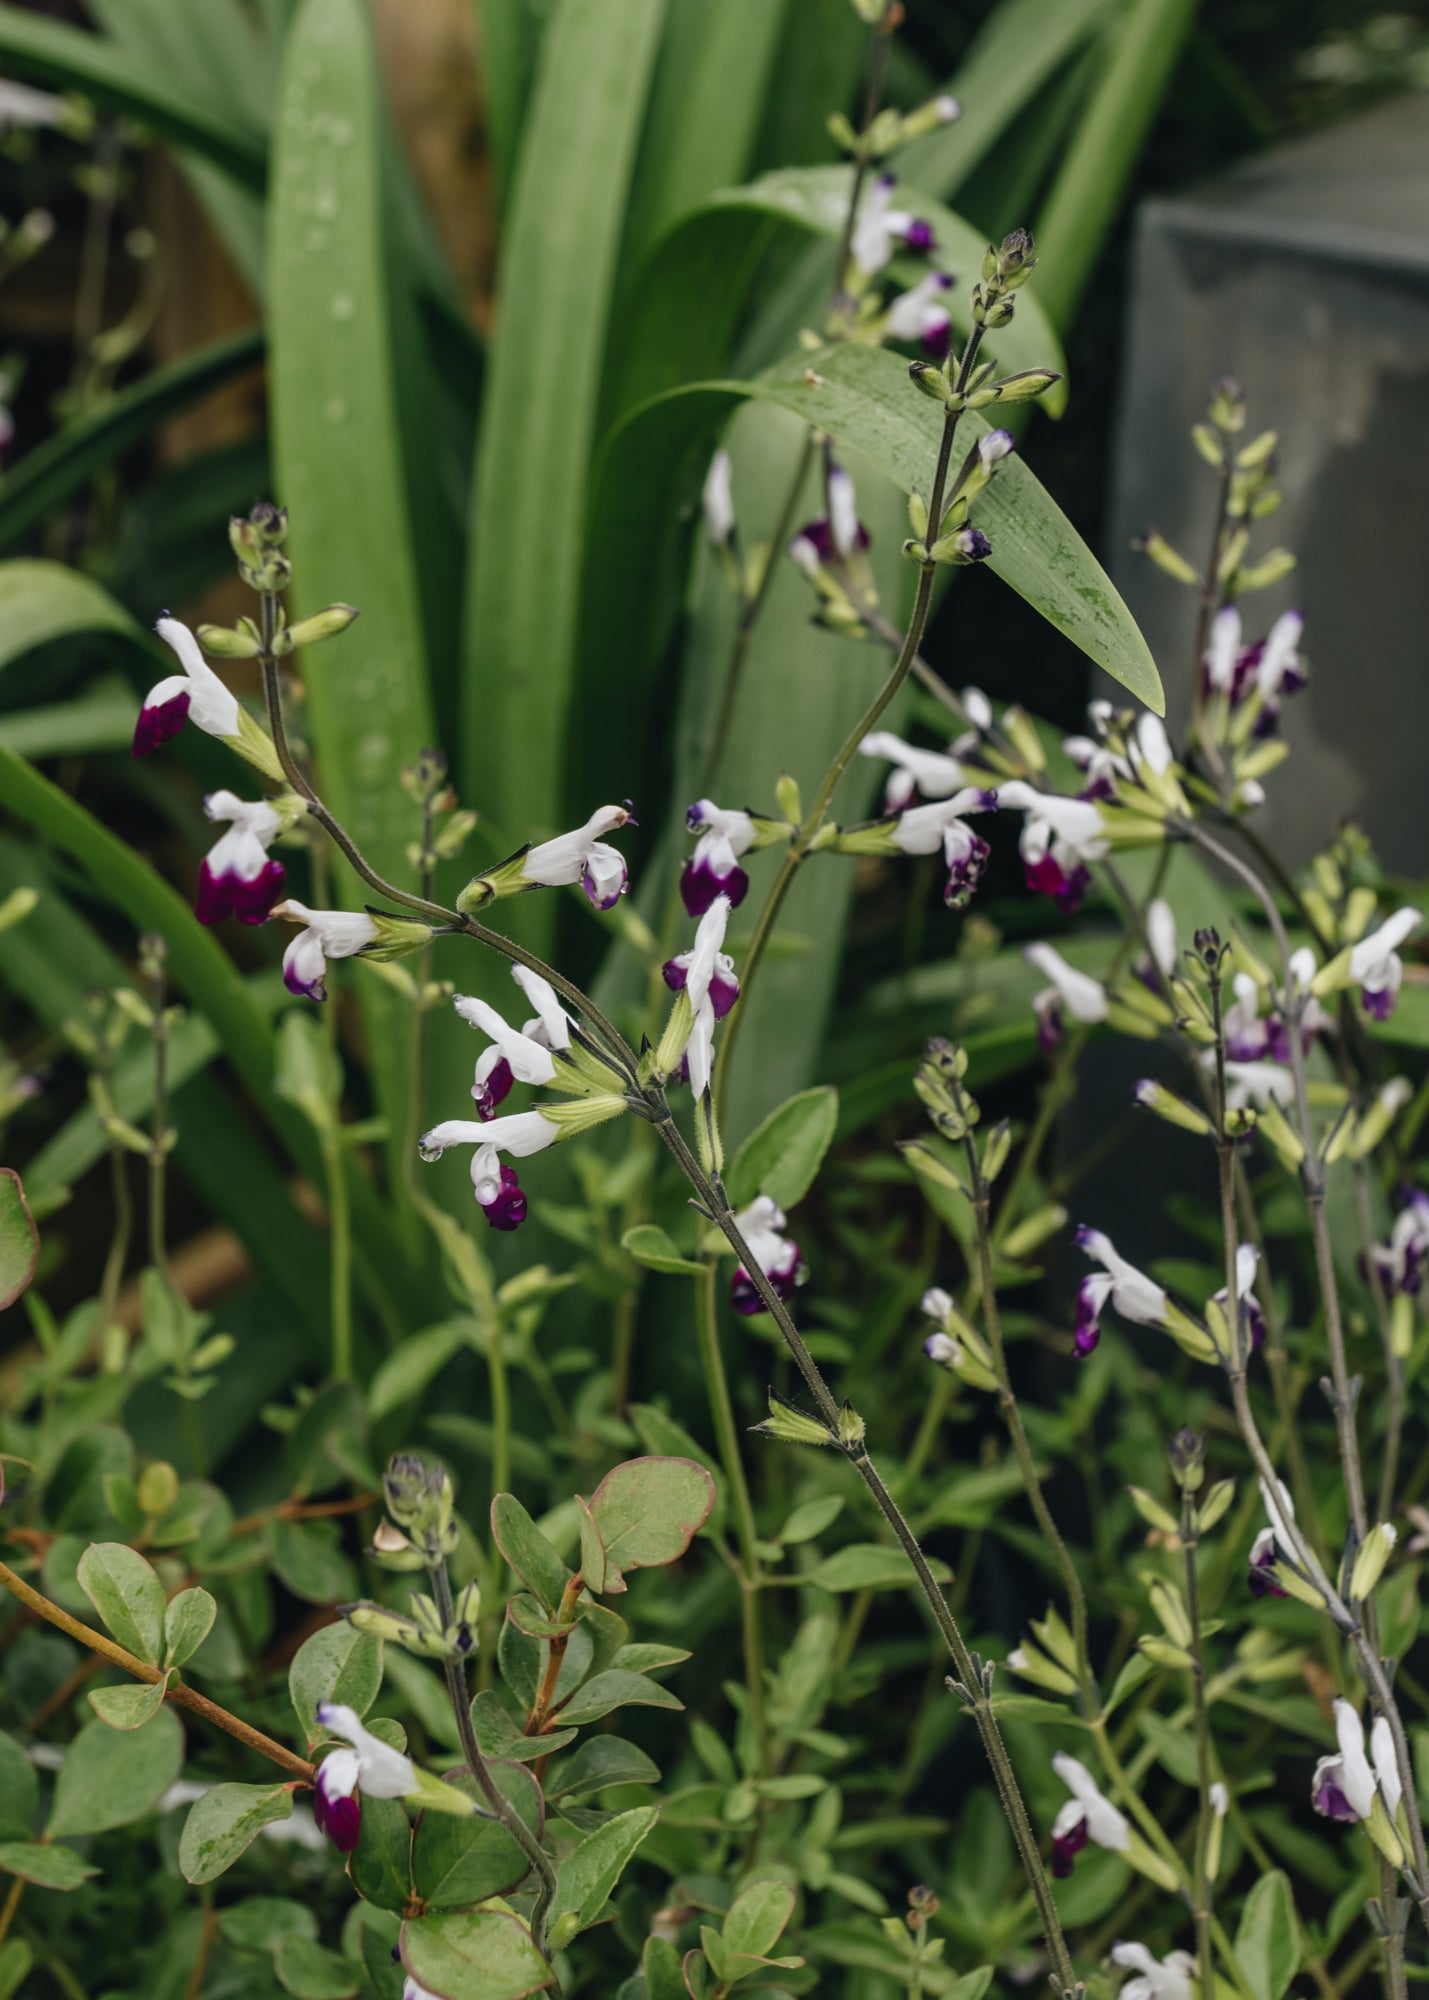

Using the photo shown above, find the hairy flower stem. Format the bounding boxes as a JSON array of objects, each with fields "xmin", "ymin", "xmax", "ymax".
[
  {"xmin": 694, "ymin": 1258, "xmax": 770, "ymax": 1767},
  {"xmin": 650, "ymin": 1108, "xmax": 1076, "ymax": 1994},
  {"xmin": 0, "ymin": 1556, "xmax": 315, "ymax": 1780},
  {"xmin": 715, "ymin": 375, "xmax": 977, "ymax": 1109},
  {"xmin": 1181, "ymin": 1486, "xmax": 1217, "ymax": 2000},
  {"xmin": 962, "ymin": 1129, "xmax": 1098, "ymax": 1719},
  {"xmin": 429, "ymin": 1559, "xmax": 559, "ymax": 1952}
]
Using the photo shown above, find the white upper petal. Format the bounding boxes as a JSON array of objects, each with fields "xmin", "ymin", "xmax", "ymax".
[
  {"xmin": 317, "ymin": 1701, "xmax": 417, "ymax": 1798},
  {"xmin": 684, "ymin": 895, "xmax": 732, "ymax": 1013},
  {"xmin": 1334, "ymin": 1699, "xmax": 1377, "ymax": 1819},
  {"xmin": 828, "ymin": 466, "xmax": 860, "ymax": 559},
  {"xmin": 1052, "ymin": 1751, "xmax": 1129, "ymax": 1850},
  {"xmin": 688, "ymin": 801, "xmax": 756, "ymax": 854},
  {"xmin": 859, "ymin": 730, "xmax": 964, "ymax": 798},
  {"xmin": 1235, "ymin": 1243, "xmax": 1259, "ymax": 1299},
  {"xmin": 522, "ymin": 806, "xmax": 630, "ymax": 887},
  {"xmin": 1258, "ymin": 1475, "xmax": 1296, "ymax": 1545},
  {"xmin": 1258, "ymin": 609, "xmax": 1303, "ymax": 694},
  {"xmin": 702, "ymin": 449, "xmax": 735, "ymax": 544},
  {"xmin": 275, "ymin": 902, "xmax": 376, "ymax": 957},
  {"xmin": 1371, "ymin": 1714, "xmax": 1402, "ymax": 1820},
  {"xmin": 1206, "ymin": 605, "xmax": 1241, "ymax": 690},
  {"xmin": 685, "ymin": 1003, "xmax": 715, "ymax": 1098},
  {"xmin": 1081, "ymin": 1230, "xmax": 1166, "ymax": 1323},
  {"xmin": 424, "ymin": 1110, "xmax": 559, "ymax": 1158},
  {"xmin": 1350, "ymin": 908, "xmax": 1420, "ymax": 984},
  {"xmin": 154, "ymin": 616, "xmax": 240, "ymax": 738},
  {"xmin": 511, "ymin": 964, "xmax": 570, "ymax": 1050},
  {"xmin": 1146, "ymin": 898, "xmax": 1177, "ymax": 976},
  {"xmin": 1024, "ymin": 943, "xmax": 1108, "ymax": 1024},
  {"xmin": 892, "ymin": 788, "xmax": 993, "ymax": 856},
  {"xmin": 454, "ymin": 995, "xmax": 557, "ymax": 1085}
]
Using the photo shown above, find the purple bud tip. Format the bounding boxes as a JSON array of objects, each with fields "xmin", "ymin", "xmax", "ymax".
[
  {"xmin": 1073, "ymin": 1224, "xmax": 1094, "ymax": 1249},
  {"xmin": 1133, "ymin": 1080, "xmax": 1156, "ymax": 1107},
  {"xmin": 978, "ymin": 789, "xmax": 998, "ymax": 810}
]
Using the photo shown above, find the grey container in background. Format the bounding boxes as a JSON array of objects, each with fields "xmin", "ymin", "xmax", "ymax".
[{"xmin": 1106, "ymin": 87, "xmax": 1429, "ymax": 872}]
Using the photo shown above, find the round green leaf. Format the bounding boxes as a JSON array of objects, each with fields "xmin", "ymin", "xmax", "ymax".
[
  {"xmin": 490, "ymin": 1494, "xmax": 571, "ymax": 1616},
  {"xmin": 585, "ymin": 1457, "xmax": 716, "ymax": 1591},
  {"xmin": 550, "ymin": 1807, "xmax": 658, "ymax": 1934},
  {"xmin": 47, "ymin": 1703, "xmax": 183, "ymax": 1838},
  {"xmin": 0, "ymin": 1168, "xmax": 37, "ymax": 1311},
  {"xmin": 88, "ymin": 1678, "xmax": 169, "ymax": 1730},
  {"xmin": 289, "ymin": 1623, "xmax": 383, "ymax": 1748},
  {"xmin": 0, "ymin": 1841, "xmax": 97, "ymax": 1891},
  {"xmin": 75, "ymin": 1541, "xmax": 166, "ymax": 1664},
  {"xmin": 726, "ymin": 1087, "xmax": 837, "ymax": 1212},
  {"xmin": 164, "ymin": 1586, "xmax": 218, "ymax": 1669},
  {"xmin": 400, "ymin": 1909, "xmax": 553, "ymax": 2000},
  {"xmin": 348, "ymin": 1793, "xmax": 414, "ymax": 1915},
  {"xmin": 411, "ymin": 1762, "xmax": 542, "ymax": 1912},
  {"xmin": 218, "ymin": 1898, "xmax": 320, "ymax": 1952},
  {"xmin": 178, "ymin": 1781, "xmax": 295, "ymax": 1886},
  {"xmin": 0, "ymin": 1733, "xmax": 38, "ymax": 1842},
  {"xmin": 275, "ymin": 1936, "xmax": 361, "ymax": 2000}
]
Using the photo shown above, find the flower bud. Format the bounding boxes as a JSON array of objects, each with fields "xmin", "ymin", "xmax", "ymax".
[
  {"xmin": 751, "ymin": 1390, "xmax": 832, "ymax": 1448},
  {"xmin": 1350, "ymin": 1523, "xmax": 1397, "ymax": 1602},
  {"xmin": 195, "ymin": 621, "xmax": 263, "ymax": 659},
  {"xmin": 836, "ymin": 1401, "xmax": 866, "ymax": 1449},
  {"xmin": 281, "ymin": 604, "xmax": 360, "ymax": 651},
  {"xmin": 774, "ymin": 771, "xmax": 802, "ymax": 825},
  {"xmin": 370, "ymin": 1521, "xmax": 428, "ymax": 1573},
  {"xmin": 908, "ymin": 359, "xmax": 952, "ymax": 404},
  {"xmin": 966, "ymin": 369, "xmax": 1061, "ymax": 408},
  {"xmin": 1134, "ymin": 1079, "xmax": 1213, "ymax": 1137},
  {"xmin": 1131, "ymin": 528, "xmax": 1198, "ymax": 586}
]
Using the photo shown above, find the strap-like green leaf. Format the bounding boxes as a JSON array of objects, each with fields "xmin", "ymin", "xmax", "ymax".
[{"xmin": 460, "ymin": 0, "xmax": 667, "ymax": 943}]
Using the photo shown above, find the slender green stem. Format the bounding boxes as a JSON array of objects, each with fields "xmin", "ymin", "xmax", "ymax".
[
  {"xmin": 147, "ymin": 957, "xmax": 171, "ymax": 1282},
  {"xmin": 695, "ymin": 1258, "xmax": 769, "ymax": 1767},
  {"xmin": 429, "ymin": 1559, "xmax": 558, "ymax": 1953},
  {"xmin": 1182, "ymin": 1486, "xmax": 1217, "ymax": 2000},
  {"xmin": 98, "ymin": 1140, "xmax": 132, "ymax": 1341}
]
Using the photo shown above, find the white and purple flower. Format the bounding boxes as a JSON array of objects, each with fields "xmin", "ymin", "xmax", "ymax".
[
  {"xmin": 1073, "ymin": 1226, "xmax": 1168, "ymax": 1359},
  {"xmin": 1367, "ymin": 1189, "xmax": 1429, "ymax": 1298},
  {"xmin": 682, "ymin": 799, "xmax": 757, "ymax": 916},
  {"xmin": 1204, "ymin": 605, "xmax": 1307, "ymax": 732},
  {"xmin": 273, "ymin": 901, "xmax": 378, "ymax": 1002},
  {"xmin": 1049, "ymin": 1751, "xmax": 1129, "ymax": 1877},
  {"xmin": 1312, "ymin": 1698, "xmax": 1400, "ymax": 1831},
  {"xmin": 132, "ymin": 616, "xmax": 242, "ymax": 759},
  {"xmin": 730, "ymin": 1194, "xmax": 807, "ymax": 1316},
  {"xmin": 1248, "ymin": 1476, "xmax": 1296, "ymax": 1600},
  {"xmin": 1349, "ymin": 907, "xmax": 1420, "ymax": 1022},
  {"xmin": 661, "ymin": 895, "xmax": 739, "ymax": 1096},
  {"xmin": 851, "ymin": 173, "xmax": 936, "ymax": 278},
  {"xmin": 1211, "ymin": 1242, "xmax": 1267, "ymax": 1357},
  {"xmin": 857, "ymin": 730, "xmax": 965, "ymax": 813},
  {"xmin": 521, "ymin": 804, "xmax": 632, "ymax": 912},
  {"xmin": 418, "ymin": 1108, "xmax": 561, "ymax": 1233},
  {"xmin": 1110, "ymin": 1942, "xmax": 1196, "ymax": 2000},
  {"xmin": 456, "ymin": 965, "xmax": 570, "ymax": 1121},
  {"xmin": 997, "ymin": 781, "xmax": 1108, "ymax": 913},
  {"xmin": 890, "ymin": 786, "xmax": 997, "ymax": 908},
  {"xmin": 885, "ymin": 272, "xmax": 955, "ymax": 357},
  {"xmin": 790, "ymin": 459, "xmax": 870, "ymax": 574},
  {"xmin": 312, "ymin": 1700, "xmax": 417, "ymax": 1854},
  {"xmin": 195, "ymin": 791, "xmax": 286, "ymax": 926},
  {"xmin": 1024, "ymin": 942, "xmax": 1107, "ymax": 1052}
]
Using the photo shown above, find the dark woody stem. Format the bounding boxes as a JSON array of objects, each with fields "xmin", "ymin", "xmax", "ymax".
[
  {"xmin": 428, "ymin": 1559, "xmax": 560, "ymax": 1953},
  {"xmin": 648, "ymin": 1104, "xmax": 1078, "ymax": 1996}
]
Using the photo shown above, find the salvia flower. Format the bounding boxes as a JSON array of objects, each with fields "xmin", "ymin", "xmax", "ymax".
[
  {"xmin": 1073, "ymin": 1225, "xmax": 1168, "ymax": 1359},
  {"xmin": 885, "ymin": 271, "xmax": 955, "ymax": 357},
  {"xmin": 661, "ymin": 894, "xmax": 739, "ymax": 1096},
  {"xmin": 1110, "ymin": 1942, "xmax": 1196, "ymax": 2000},
  {"xmin": 1312, "ymin": 1699, "xmax": 1401, "ymax": 1843},
  {"xmin": 997, "ymin": 780, "xmax": 1108, "ymax": 913},
  {"xmin": 1248, "ymin": 1476, "xmax": 1296, "ymax": 1599},
  {"xmin": 858, "ymin": 730, "xmax": 965, "ymax": 813},
  {"xmin": 456, "ymin": 966, "xmax": 570, "ymax": 1120},
  {"xmin": 418, "ymin": 1108, "xmax": 561, "ymax": 1232},
  {"xmin": 1222, "ymin": 970, "xmax": 1292, "ymax": 1064},
  {"xmin": 1349, "ymin": 907, "xmax": 1420, "ymax": 1022},
  {"xmin": 1204, "ymin": 605, "xmax": 1307, "ymax": 732},
  {"xmin": 195, "ymin": 791, "xmax": 286, "ymax": 926},
  {"xmin": 274, "ymin": 901, "xmax": 377, "ymax": 1002},
  {"xmin": 1211, "ymin": 1242, "xmax": 1267, "ymax": 1355},
  {"xmin": 133, "ymin": 616, "xmax": 241, "ymax": 759},
  {"xmin": 1367, "ymin": 1189, "xmax": 1429, "ymax": 1297},
  {"xmin": 790, "ymin": 460, "xmax": 870, "ymax": 574},
  {"xmin": 1049, "ymin": 1752, "xmax": 1129, "ymax": 1876},
  {"xmin": 313, "ymin": 1700, "xmax": 417, "ymax": 1853},
  {"xmin": 851, "ymin": 173, "xmax": 935, "ymax": 277},
  {"xmin": 1024, "ymin": 942, "xmax": 1107, "ymax": 1051},
  {"xmin": 682, "ymin": 799, "xmax": 756, "ymax": 915},
  {"xmin": 521, "ymin": 804, "xmax": 632, "ymax": 911},
  {"xmin": 730, "ymin": 1194, "xmax": 807, "ymax": 1316},
  {"xmin": 890, "ymin": 787, "xmax": 998, "ymax": 908},
  {"xmin": 702, "ymin": 448, "xmax": 735, "ymax": 546}
]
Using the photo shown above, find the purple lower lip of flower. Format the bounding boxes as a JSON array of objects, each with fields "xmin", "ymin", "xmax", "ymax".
[
  {"xmin": 1246, "ymin": 1296, "xmax": 1267, "ymax": 1354},
  {"xmin": 900, "ymin": 218, "xmax": 936, "ymax": 254},
  {"xmin": 1072, "ymin": 1277, "xmax": 1102, "ymax": 1359},
  {"xmin": 1311, "ymin": 1764, "xmax": 1358, "ymax": 1823},
  {"xmin": 478, "ymin": 1163, "xmax": 527, "ymax": 1232},
  {"xmin": 194, "ymin": 858, "xmax": 285, "ymax": 928},
  {"xmin": 730, "ymin": 1246, "xmax": 805, "ymax": 1317},
  {"xmin": 1051, "ymin": 1814, "xmax": 1088, "ymax": 1877},
  {"xmin": 1362, "ymin": 983, "xmax": 1396, "ymax": 1022},
  {"xmin": 581, "ymin": 861, "xmax": 627, "ymax": 911},
  {"xmin": 942, "ymin": 832, "xmax": 990, "ymax": 910},
  {"xmin": 680, "ymin": 856, "xmax": 749, "ymax": 918},
  {"xmin": 709, "ymin": 969, "xmax": 740, "ymax": 1019},
  {"xmin": 283, "ymin": 960, "xmax": 326, "ymax": 1002},
  {"xmin": 921, "ymin": 317, "xmax": 952, "ymax": 360},
  {"xmin": 132, "ymin": 689, "xmax": 191, "ymax": 759},
  {"xmin": 313, "ymin": 1782, "xmax": 361, "ymax": 1853},
  {"xmin": 472, "ymin": 1057, "xmax": 514, "ymax": 1121},
  {"xmin": 1024, "ymin": 854, "xmax": 1090, "ymax": 915},
  {"xmin": 662, "ymin": 958, "xmax": 688, "ymax": 994},
  {"xmin": 1036, "ymin": 998, "xmax": 1064, "ymax": 1054},
  {"xmin": 959, "ymin": 527, "xmax": 992, "ymax": 562}
]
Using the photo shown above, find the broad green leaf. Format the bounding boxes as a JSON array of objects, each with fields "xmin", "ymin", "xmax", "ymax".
[
  {"xmin": 470, "ymin": 1689, "xmax": 577, "ymax": 1765},
  {"xmin": 268, "ymin": 1517, "xmax": 358, "ymax": 1607},
  {"xmin": 1031, "ymin": 0, "xmax": 1198, "ymax": 330},
  {"xmin": 625, "ymin": 1406, "xmax": 724, "ymax": 1539},
  {"xmin": 76, "ymin": 1541, "xmax": 166, "ymax": 1662},
  {"xmin": 275, "ymin": 1936, "xmax": 362, "ymax": 2000},
  {"xmin": 555, "ymin": 1670, "xmax": 683, "ymax": 1727},
  {"xmin": 478, "ymin": 0, "xmax": 549, "ymax": 206},
  {"xmin": 546, "ymin": 1734, "xmax": 660, "ymax": 1799},
  {"xmin": 490, "ymin": 1493, "xmax": 572, "ymax": 1615},
  {"xmin": 269, "ymin": 0, "xmax": 436, "ymax": 1206},
  {"xmin": 0, "ymin": 331, "xmax": 263, "ymax": 556},
  {"xmin": 0, "ymin": 558, "xmax": 138, "ymax": 672},
  {"xmin": 898, "ymin": 0, "xmax": 1116, "ymax": 199},
  {"xmin": 621, "ymin": 1224, "xmax": 705, "ymax": 1276},
  {"xmin": 179, "ymin": 1782, "xmax": 295, "ymax": 1886},
  {"xmin": 0, "ymin": 1842, "xmax": 97, "ymax": 1891},
  {"xmin": 806, "ymin": 1543, "xmax": 953, "ymax": 1593},
  {"xmin": 164, "ymin": 1586, "xmax": 218, "ymax": 1668},
  {"xmin": 411, "ymin": 1763, "xmax": 542, "ymax": 1912},
  {"xmin": 0, "ymin": 1938, "xmax": 31, "ymax": 1999},
  {"xmin": 218, "ymin": 1898, "xmax": 319, "ymax": 1951},
  {"xmin": 89, "ymin": 1678, "xmax": 169, "ymax": 1730},
  {"xmin": 369, "ymin": 1319, "xmax": 473, "ymax": 1422},
  {"xmin": 722, "ymin": 1878, "xmax": 797, "ymax": 1971},
  {"xmin": 289, "ymin": 1624, "xmax": 383, "ymax": 1746},
  {"xmin": 0, "ymin": 1735, "xmax": 37, "ymax": 1842},
  {"xmin": 400, "ymin": 1909, "xmax": 553, "ymax": 2000},
  {"xmin": 461, "ymin": 0, "xmax": 667, "ymax": 926},
  {"xmin": 726, "ymin": 1086, "xmax": 838, "ymax": 1211},
  {"xmin": 0, "ymin": 4, "xmax": 265, "ymax": 189},
  {"xmin": 349, "ymin": 1794, "xmax": 414, "ymax": 1915},
  {"xmin": 0, "ymin": 1168, "xmax": 37, "ymax": 1311},
  {"xmin": 550, "ymin": 1806, "xmax": 658, "ymax": 1932},
  {"xmin": 47, "ymin": 1704, "xmax": 184, "ymax": 1838},
  {"xmin": 585, "ymin": 1456, "xmax": 716, "ymax": 1590},
  {"xmin": 1236, "ymin": 1870, "xmax": 1300, "ymax": 2000},
  {"xmin": 621, "ymin": 0, "xmax": 790, "ymax": 264},
  {"xmin": 778, "ymin": 1495, "xmax": 844, "ymax": 1546},
  {"xmin": 642, "ymin": 1935, "xmax": 685, "ymax": 2000}
]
